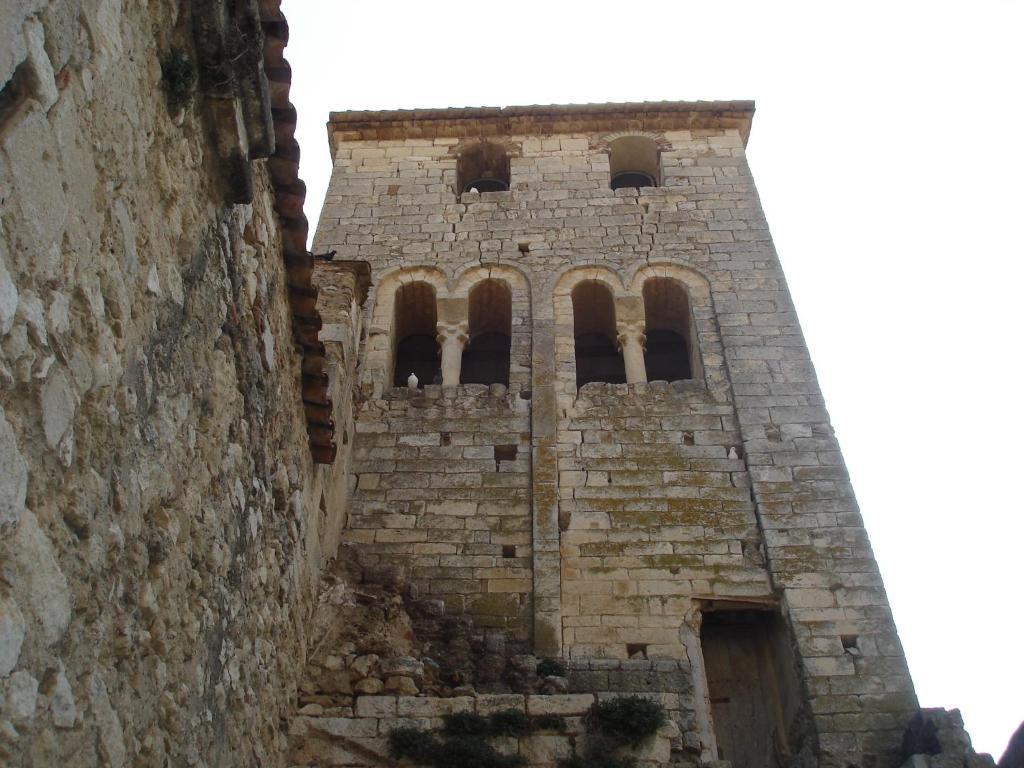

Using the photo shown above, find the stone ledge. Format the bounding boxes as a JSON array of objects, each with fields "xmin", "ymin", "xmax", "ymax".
[{"xmin": 328, "ymin": 100, "xmax": 755, "ymax": 149}]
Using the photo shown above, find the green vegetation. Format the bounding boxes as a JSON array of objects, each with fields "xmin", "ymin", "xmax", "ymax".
[
  {"xmin": 536, "ymin": 658, "xmax": 567, "ymax": 677},
  {"xmin": 441, "ymin": 712, "xmax": 491, "ymax": 737},
  {"xmin": 487, "ymin": 709, "xmax": 535, "ymax": 736},
  {"xmin": 532, "ymin": 713, "xmax": 568, "ymax": 732},
  {"xmin": 389, "ymin": 709, "xmax": 567, "ymax": 767},
  {"xmin": 390, "ymin": 698, "xmax": 666, "ymax": 768},
  {"xmin": 556, "ymin": 696, "xmax": 669, "ymax": 768},
  {"xmin": 585, "ymin": 696, "xmax": 667, "ymax": 749},
  {"xmin": 160, "ymin": 49, "xmax": 196, "ymax": 104},
  {"xmin": 557, "ymin": 755, "xmax": 637, "ymax": 768},
  {"xmin": 388, "ymin": 726, "xmax": 439, "ymax": 764},
  {"xmin": 427, "ymin": 736, "xmax": 525, "ymax": 768}
]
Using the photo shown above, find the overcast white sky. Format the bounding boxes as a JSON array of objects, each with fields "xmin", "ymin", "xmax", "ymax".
[{"xmin": 286, "ymin": 0, "xmax": 1024, "ymax": 756}]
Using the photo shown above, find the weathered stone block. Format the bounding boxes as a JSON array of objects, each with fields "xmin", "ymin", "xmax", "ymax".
[
  {"xmin": 355, "ymin": 696, "xmax": 397, "ymax": 718},
  {"xmin": 526, "ymin": 694, "xmax": 594, "ymax": 716}
]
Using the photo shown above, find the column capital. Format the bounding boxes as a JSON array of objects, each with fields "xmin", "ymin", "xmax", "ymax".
[
  {"xmin": 437, "ymin": 321, "xmax": 469, "ymax": 387},
  {"xmin": 616, "ymin": 319, "xmax": 647, "ymax": 351},
  {"xmin": 616, "ymin": 319, "xmax": 648, "ymax": 384},
  {"xmin": 436, "ymin": 320, "xmax": 469, "ymax": 345}
]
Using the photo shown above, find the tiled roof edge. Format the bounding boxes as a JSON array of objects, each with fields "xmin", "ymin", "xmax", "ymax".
[{"xmin": 261, "ymin": 0, "xmax": 336, "ymax": 465}]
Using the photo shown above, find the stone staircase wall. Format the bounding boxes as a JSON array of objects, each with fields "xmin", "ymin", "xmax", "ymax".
[{"xmin": 288, "ymin": 693, "xmax": 679, "ymax": 768}]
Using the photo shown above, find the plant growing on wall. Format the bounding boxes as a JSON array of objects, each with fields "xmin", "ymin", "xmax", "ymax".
[
  {"xmin": 557, "ymin": 696, "xmax": 668, "ymax": 768},
  {"xmin": 389, "ymin": 710, "xmax": 568, "ymax": 768},
  {"xmin": 536, "ymin": 658, "xmax": 567, "ymax": 678},
  {"xmin": 160, "ymin": 48, "xmax": 196, "ymax": 112}
]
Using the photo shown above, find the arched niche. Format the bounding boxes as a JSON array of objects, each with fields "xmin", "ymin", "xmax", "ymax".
[
  {"xmin": 572, "ymin": 280, "xmax": 625, "ymax": 387},
  {"xmin": 629, "ymin": 263, "xmax": 711, "ymax": 385},
  {"xmin": 461, "ymin": 279, "xmax": 512, "ymax": 386},
  {"xmin": 642, "ymin": 277, "xmax": 693, "ymax": 382},
  {"xmin": 608, "ymin": 135, "xmax": 660, "ymax": 190},
  {"xmin": 392, "ymin": 281, "xmax": 439, "ymax": 387},
  {"xmin": 457, "ymin": 142, "xmax": 510, "ymax": 195}
]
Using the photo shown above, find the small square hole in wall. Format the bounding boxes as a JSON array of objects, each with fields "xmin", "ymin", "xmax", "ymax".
[
  {"xmin": 841, "ymin": 635, "xmax": 859, "ymax": 653},
  {"xmin": 626, "ymin": 643, "xmax": 648, "ymax": 659},
  {"xmin": 440, "ymin": 432, "xmax": 451, "ymax": 446},
  {"xmin": 494, "ymin": 445, "xmax": 518, "ymax": 462},
  {"xmin": 502, "ymin": 545, "xmax": 516, "ymax": 559},
  {"xmin": 683, "ymin": 431, "xmax": 695, "ymax": 446},
  {"xmin": 518, "ymin": 242, "xmax": 530, "ymax": 253}
]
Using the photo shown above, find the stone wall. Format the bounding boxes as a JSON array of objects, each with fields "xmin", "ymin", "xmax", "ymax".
[
  {"xmin": 313, "ymin": 110, "xmax": 920, "ymax": 766},
  {"xmin": 346, "ymin": 387, "xmax": 534, "ymax": 647},
  {"xmin": 289, "ymin": 692, "xmax": 679, "ymax": 768},
  {"xmin": 560, "ymin": 382, "xmax": 770, "ymax": 660},
  {"xmin": 0, "ymin": 2, "xmax": 353, "ymax": 765}
]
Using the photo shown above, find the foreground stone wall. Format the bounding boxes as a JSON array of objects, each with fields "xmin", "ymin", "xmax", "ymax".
[
  {"xmin": 313, "ymin": 111, "xmax": 920, "ymax": 765},
  {"xmin": 0, "ymin": 2, "xmax": 350, "ymax": 765}
]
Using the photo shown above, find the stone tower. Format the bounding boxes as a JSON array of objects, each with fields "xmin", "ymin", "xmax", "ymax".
[
  {"xmin": 310, "ymin": 102, "xmax": 926, "ymax": 767},
  {"xmin": 0, "ymin": 0, "xmax": 996, "ymax": 761}
]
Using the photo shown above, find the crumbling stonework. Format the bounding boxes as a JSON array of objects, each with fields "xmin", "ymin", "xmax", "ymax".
[
  {"xmin": 900, "ymin": 709, "xmax": 995, "ymax": 768},
  {"xmin": 286, "ymin": 546, "xmax": 688, "ymax": 766}
]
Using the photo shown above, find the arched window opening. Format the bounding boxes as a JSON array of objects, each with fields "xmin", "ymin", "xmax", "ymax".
[
  {"xmin": 642, "ymin": 278, "xmax": 693, "ymax": 382},
  {"xmin": 608, "ymin": 136, "xmax": 660, "ymax": 190},
  {"xmin": 462, "ymin": 280, "xmax": 511, "ymax": 386},
  {"xmin": 457, "ymin": 142, "xmax": 510, "ymax": 195},
  {"xmin": 572, "ymin": 281, "xmax": 625, "ymax": 387},
  {"xmin": 392, "ymin": 281, "xmax": 439, "ymax": 388}
]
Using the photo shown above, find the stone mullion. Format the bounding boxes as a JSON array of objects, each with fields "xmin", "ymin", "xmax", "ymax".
[{"xmin": 435, "ymin": 321, "xmax": 469, "ymax": 387}]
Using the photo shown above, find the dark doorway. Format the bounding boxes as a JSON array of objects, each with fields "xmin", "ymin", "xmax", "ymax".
[{"xmin": 700, "ymin": 609, "xmax": 803, "ymax": 768}]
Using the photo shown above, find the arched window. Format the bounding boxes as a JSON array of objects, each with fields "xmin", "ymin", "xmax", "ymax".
[
  {"xmin": 457, "ymin": 142, "xmax": 510, "ymax": 195},
  {"xmin": 392, "ymin": 281, "xmax": 440, "ymax": 388},
  {"xmin": 461, "ymin": 279, "xmax": 511, "ymax": 386},
  {"xmin": 572, "ymin": 281, "xmax": 625, "ymax": 387},
  {"xmin": 642, "ymin": 278, "xmax": 693, "ymax": 382},
  {"xmin": 608, "ymin": 136, "xmax": 660, "ymax": 190}
]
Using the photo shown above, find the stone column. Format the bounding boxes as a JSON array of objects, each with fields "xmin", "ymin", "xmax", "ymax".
[
  {"xmin": 436, "ymin": 321, "xmax": 468, "ymax": 386},
  {"xmin": 436, "ymin": 296, "xmax": 470, "ymax": 387},
  {"xmin": 617, "ymin": 320, "xmax": 647, "ymax": 384}
]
